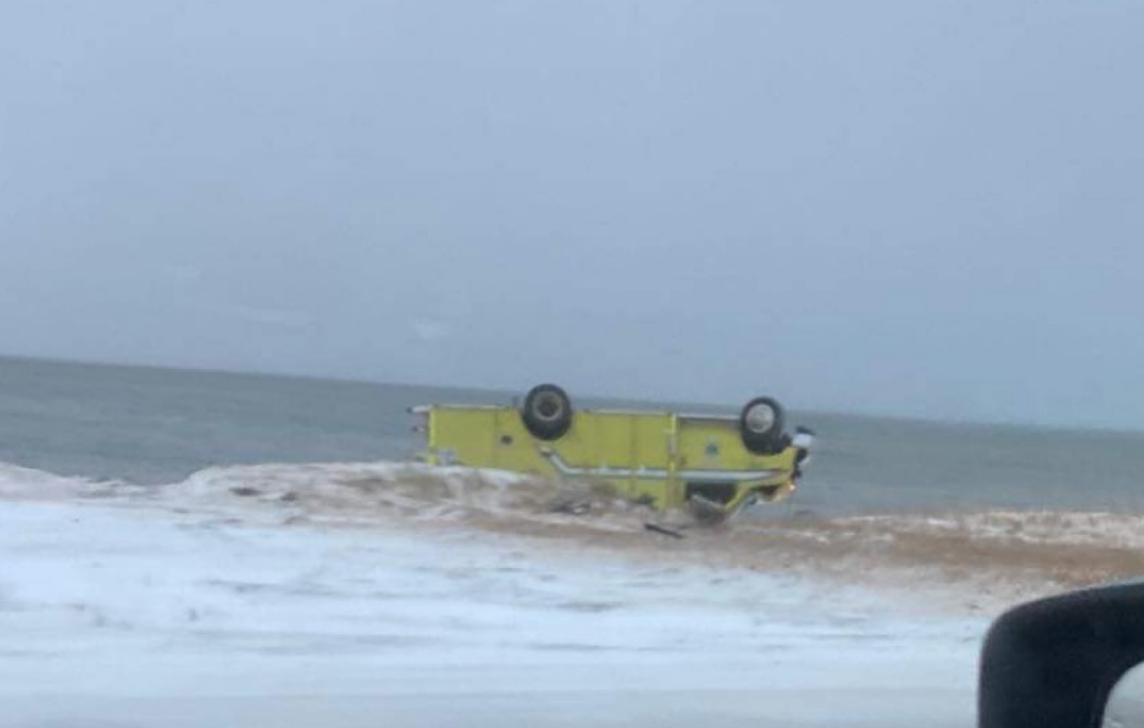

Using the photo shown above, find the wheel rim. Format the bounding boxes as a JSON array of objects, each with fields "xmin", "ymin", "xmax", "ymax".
[
  {"xmin": 744, "ymin": 403, "xmax": 776, "ymax": 434},
  {"xmin": 535, "ymin": 394, "xmax": 564, "ymax": 421}
]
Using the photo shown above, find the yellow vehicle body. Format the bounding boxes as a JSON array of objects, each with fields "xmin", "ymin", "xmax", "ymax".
[{"xmin": 413, "ymin": 404, "xmax": 805, "ymax": 516}]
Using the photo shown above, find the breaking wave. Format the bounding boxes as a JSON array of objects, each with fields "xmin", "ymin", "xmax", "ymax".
[{"xmin": 2, "ymin": 459, "xmax": 1141, "ymax": 604}]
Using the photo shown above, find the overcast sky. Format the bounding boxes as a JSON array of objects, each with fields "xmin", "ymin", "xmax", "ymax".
[{"xmin": 2, "ymin": 0, "xmax": 1143, "ymax": 427}]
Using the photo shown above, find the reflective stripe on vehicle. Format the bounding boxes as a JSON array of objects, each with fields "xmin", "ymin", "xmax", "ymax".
[{"xmin": 538, "ymin": 448, "xmax": 782, "ymax": 483}]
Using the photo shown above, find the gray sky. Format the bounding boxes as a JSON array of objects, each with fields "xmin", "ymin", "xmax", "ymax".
[{"xmin": 2, "ymin": 0, "xmax": 1143, "ymax": 427}]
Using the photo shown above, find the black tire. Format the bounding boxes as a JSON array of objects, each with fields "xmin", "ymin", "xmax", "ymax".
[
  {"xmin": 739, "ymin": 396, "xmax": 785, "ymax": 455},
  {"xmin": 521, "ymin": 384, "xmax": 574, "ymax": 441}
]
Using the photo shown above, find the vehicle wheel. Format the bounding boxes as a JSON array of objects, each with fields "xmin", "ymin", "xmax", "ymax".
[
  {"xmin": 739, "ymin": 396, "xmax": 785, "ymax": 454},
  {"xmin": 521, "ymin": 384, "xmax": 574, "ymax": 440}
]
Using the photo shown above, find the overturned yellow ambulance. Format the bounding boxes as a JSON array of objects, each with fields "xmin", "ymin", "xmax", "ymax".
[{"xmin": 410, "ymin": 384, "xmax": 814, "ymax": 519}]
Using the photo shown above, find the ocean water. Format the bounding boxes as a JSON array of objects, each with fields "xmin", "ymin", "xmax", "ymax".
[{"xmin": 4, "ymin": 355, "xmax": 1144, "ymax": 516}]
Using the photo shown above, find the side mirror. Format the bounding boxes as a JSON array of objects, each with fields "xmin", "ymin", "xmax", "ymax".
[{"xmin": 980, "ymin": 581, "xmax": 1144, "ymax": 728}]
